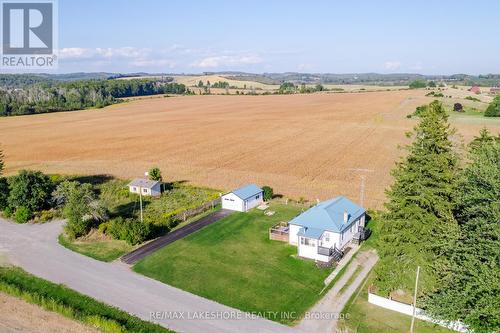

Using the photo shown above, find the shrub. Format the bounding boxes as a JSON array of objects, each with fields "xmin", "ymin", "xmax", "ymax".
[
  {"xmin": 465, "ymin": 96, "xmax": 480, "ymax": 102},
  {"xmin": 425, "ymin": 91, "xmax": 443, "ymax": 97},
  {"xmin": 39, "ymin": 209, "xmax": 57, "ymax": 222},
  {"xmin": 3, "ymin": 206, "xmax": 13, "ymax": 218},
  {"xmin": 98, "ymin": 221, "xmax": 110, "ymax": 234},
  {"xmin": 14, "ymin": 206, "xmax": 31, "ymax": 223},
  {"xmin": 107, "ymin": 218, "xmax": 152, "ymax": 245},
  {"xmin": 8, "ymin": 170, "xmax": 53, "ymax": 212},
  {"xmin": 484, "ymin": 96, "xmax": 500, "ymax": 117},
  {"xmin": 409, "ymin": 80, "xmax": 427, "ymax": 89},
  {"xmin": 262, "ymin": 186, "xmax": 274, "ymax": 201}
]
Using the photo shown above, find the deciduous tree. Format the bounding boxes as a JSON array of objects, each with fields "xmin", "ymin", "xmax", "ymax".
[
  {"xmin": 58, "ymin": 181, "xmax": 106, "ymax": 239},
  {"xmin": 148, "ymin": 167, "xmax": 163, "ymax": 182},
  {"xmin": 8, "ymin": 170, "xmax": 52, "ymax": 212}
]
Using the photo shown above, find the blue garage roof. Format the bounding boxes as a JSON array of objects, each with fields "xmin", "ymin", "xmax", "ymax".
[
  {"xmin": 231, "ymin": 184, "xmax": 263, "ymax": 200},
  {"xmin": 289, "ymin": 196, "xmax": 365, "ymax": 234}
]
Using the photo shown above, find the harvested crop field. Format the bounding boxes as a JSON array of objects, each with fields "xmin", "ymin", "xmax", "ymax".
[
  {"xmin": 0, "ymin": 91, "xmax": 498, "ymax": 208},
  {"xmin": 0, "ymin": 292, "xmax": 99, "ymax": 333}
]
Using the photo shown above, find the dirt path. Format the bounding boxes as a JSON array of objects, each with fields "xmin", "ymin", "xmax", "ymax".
[
  {"xmin": 121, "ymin": 209, "xmax": 234, "ymax": 264},
  {"xmin": 297, "ymin": 250, "xmax": 378, "ymax": 333},
  {"xmin": 0, "ymin": 292, "xmax": 100, "ymax": 333}
]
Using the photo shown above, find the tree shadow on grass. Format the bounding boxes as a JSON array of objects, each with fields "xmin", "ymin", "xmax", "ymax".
[
  {"xmin": 71, "ymin": 174, "xmax": 114, "ymax": 186},
  {"xmin": 162, "ymin": 180, "xmax": 189, "ymax": 191}
]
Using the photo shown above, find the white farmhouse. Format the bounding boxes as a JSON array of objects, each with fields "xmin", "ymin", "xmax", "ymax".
[
  {"xmin": 221, "ymin": 184, "xmax": 263, "ymax": 212},
  {"xmin": 288, "ymin": 196, "xmax": 367, "ymax": 263},
  {"xmin": 128, "ymin": 178, "xmax": 162, "ymax": 197}
]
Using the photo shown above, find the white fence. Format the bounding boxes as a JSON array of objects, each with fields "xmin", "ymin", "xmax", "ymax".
[{"xmin": 367, "ymin": 292, "xmax": 470, "ymax": 333}]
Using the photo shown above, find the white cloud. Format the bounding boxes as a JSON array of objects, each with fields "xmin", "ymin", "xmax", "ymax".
[
  {"xmin": 58, "ymin": 47, "xmax": 175, "ymax": 70},
  {"xmin": 384, "ymin": 61, "xmax": 401, "ymax": 71},
  {"xmin": 58, "ymin": 46, "xmax": 264, "ymax": 72},
  {"xmin": 59, "ymin": 47, "xmax": 149, "ymax": 60},
  {"xmin": 130, "ymin": 58, "xmax": 176, "ymax": 68},
  {"xmin": 191, "ymin": 54, "xmax": 262, "ymax": 68}
]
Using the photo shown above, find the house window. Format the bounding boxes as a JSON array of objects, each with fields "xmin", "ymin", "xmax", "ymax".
[
  {"xmin": 143, "ymin": 188, "xmax": 148, "ymax": 193},
  {"xmin": 132, "ymin": 187, "xmax": 137, "ymax": 191},
  {"xmin": 255, "ymin": 195, "xmax": 260, "ymax": 199},
  {"xmin": 324, "ymin": 234, "xmax": 330, "ymax": 242},
  {"xmin": 300, "ymin": 237, "xmax": 314, "ymax": 247}
]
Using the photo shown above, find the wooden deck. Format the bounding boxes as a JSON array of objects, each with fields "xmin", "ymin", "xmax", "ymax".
[{"xmin": 269, "ymin": 221, "xmax": 289, "ymax": 242}]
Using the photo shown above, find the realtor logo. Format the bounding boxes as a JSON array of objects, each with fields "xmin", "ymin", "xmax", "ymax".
[{"xmin": 1, "ymin": 0, "xmax": 57, "ymax": 69}]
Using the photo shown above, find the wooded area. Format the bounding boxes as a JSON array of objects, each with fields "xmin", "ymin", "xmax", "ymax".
[{"xmin": 0, "ymin": 76, "xmax": 187, "ymax": 116}]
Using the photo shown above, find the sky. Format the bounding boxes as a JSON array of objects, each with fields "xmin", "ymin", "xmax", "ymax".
[{"xmin": 53, "ymin": 0, "xmax": 500, "ymax": 74}]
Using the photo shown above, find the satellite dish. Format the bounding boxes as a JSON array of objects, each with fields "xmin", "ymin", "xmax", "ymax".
[{"xmin": 144, "ymin": 172, "xmax": 149, "ymax": 176}]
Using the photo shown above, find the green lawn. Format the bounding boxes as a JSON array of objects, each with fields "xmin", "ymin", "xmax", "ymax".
[
  {"xmin": 133, "ymin": 202, "xmax": 332, "ymax": 325},
  {"xmin": 58, "ymin": 234, "xmax": 134, "ymax": 262},
  {"xmin": 338, "ymin": 272, "xmax": 454, "ymax": 333}
]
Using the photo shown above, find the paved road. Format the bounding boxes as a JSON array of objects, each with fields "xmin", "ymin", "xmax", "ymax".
[
  {"xmin": 121, "ymin": 209, "xmax": 234, "ymax": 264},
  {"xmin": 297, "ymin": 250, "xmax": 379, "ymax": 333},
  {"xmin": 0, "ymin": 219, "xmax": 295, "ymax": 333}
]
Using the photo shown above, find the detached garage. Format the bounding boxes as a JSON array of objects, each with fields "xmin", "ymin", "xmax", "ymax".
[{"xmin": 221, "ymin": 184, "xmax": 263, "ymax": 212}]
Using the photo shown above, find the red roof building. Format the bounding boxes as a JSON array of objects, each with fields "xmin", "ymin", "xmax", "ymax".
[
  {"xmin": 490, "ymin": 87, "xmax": 500, "ymax": 94},
  {"xmin": 469, "ymin": 86, "xmax": 481, "ymax": 94}
]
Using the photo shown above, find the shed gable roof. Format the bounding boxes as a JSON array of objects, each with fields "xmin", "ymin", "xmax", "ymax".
[
  {"xmin": 230, "ymin": 184, "xmax": 263, "ymax": 200},
  {"xmin": 128, "ymin": 178, "xmax": 160, "ymax": 189}
]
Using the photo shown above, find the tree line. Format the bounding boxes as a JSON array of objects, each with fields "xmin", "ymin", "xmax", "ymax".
[
  {"xmin": 0, "ymin": 78, "xmax": 187, "ymax": 116},
  {"xmin": 375, "ymin": 100, "xmax": 499, "ymax": 333}
]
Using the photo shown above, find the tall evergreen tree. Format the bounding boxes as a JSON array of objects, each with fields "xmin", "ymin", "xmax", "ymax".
[
  {"xmin": 425, "ymin": 130, "xmax": 499, "ymax": 333},
  {"xmin": 376, "ymin": 101, "xmax": 459, "ymax": 297}
]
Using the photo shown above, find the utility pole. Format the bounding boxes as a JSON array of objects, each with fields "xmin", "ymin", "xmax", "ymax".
[
  {"xmin": 139, "ymin": 171, "xmax": 148, "ymax": 224},
  {"xmin": 348, "ymin": 168, "xmax": 373, "ymax": 207},
  {"xmin": 359, "ymin": 175, "xmax": 366, "ymax": 207},
  {"xmin": 410, "ymin": 266, "xmax": 420, "ymax": 333}
]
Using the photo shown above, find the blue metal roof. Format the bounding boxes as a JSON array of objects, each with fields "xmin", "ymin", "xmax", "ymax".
[
  {"xmin": 297, "ymin": 227, "xmax": 324, "ymax": 239},
  {"xmin": 289, "ymin": 196, "xmax": 365, "ymax": 234},
  {"xmin": 231, "ymin": 184, "xmax": 263, "ymax": 200}
]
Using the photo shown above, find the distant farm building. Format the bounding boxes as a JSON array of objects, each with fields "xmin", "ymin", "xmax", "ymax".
[
  {"xmin": 491, "ymin": 87, "xmax": 500, "ymax": 94},
  {"xmin": 128, "ymin": 178, "xmax": 161, "ymax": 197},
  {"xmin": 221, "ymin": 184, "xmax": 263, "ymax": 212},
  {"xmin": 469, "ymin": 86, "xmax": 481, "ymax": 94}
]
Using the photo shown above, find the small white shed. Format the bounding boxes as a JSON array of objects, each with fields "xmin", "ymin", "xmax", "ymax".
[
  {"xmin": 221, "ymin": 184, "xmax": 263, "ymax": 212},
  {"xmin": 128, "ymin": 178, "xmax": 162, "ymax": 197}
]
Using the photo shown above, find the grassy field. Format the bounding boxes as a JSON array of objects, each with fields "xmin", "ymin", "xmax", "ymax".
[
  {"xmin": 338, "ymin": 272, "xmax": 454, "ymax": 333},
  {"xmin": 1, "ymin": 91, "xmax": 498, "ymax": 209},
  {"xmin": 57, "ymin": 176, "xmax": 219, "ymax": 261},
  {"xmin": 58, "ymin": 234, "xmax": 133, "ymax": 262},
  {"xmin": 0, "ymin": 266, "xmax": 172, "ymax": 333},
  {"xmin": 133, "ymin": 202, "xmax": 332, "ymax": 325},
  {"xmin": 95, "ymin": 178, "xmax": 219, "ymax": 221}
]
